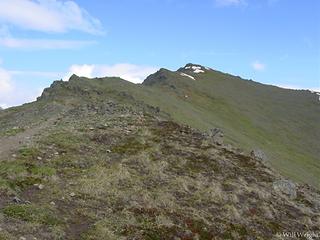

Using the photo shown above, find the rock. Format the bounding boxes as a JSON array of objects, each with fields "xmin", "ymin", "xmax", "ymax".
[
  {"xmin": 12, "ymin": 154, "xmax": 17, "ymax": 158},
  {"xmin": 273, "ymin": 180, "xmax": 297, "ymax": 199},
  {"xmin": 250, "ymin": 149, "xmax": 267, "ymax": 161},
  {"xmin": 34, "ymin": 183, "xmax": 44, "ymax": 190},
  {"xmin": 37, "ymin": 156, "xmax": 42, "ymax": 160},
  {"xmin": 13, "ymin": 196, "xmax": 22, "ymax": 203},
  {"xmin": 209, "ymin": 128, "xmax": 224, "ymax": 145}
]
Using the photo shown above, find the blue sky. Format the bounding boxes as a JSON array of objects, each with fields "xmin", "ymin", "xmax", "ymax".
[{"xmin": 0, "ymin": 0, "xmax": 319, "ymax": 108}]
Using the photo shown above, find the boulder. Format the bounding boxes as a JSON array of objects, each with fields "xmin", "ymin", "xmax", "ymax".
[
  {"xmin": 250, "ymin": 149, "xmax": 267, "ymax": 161},
  {"xmin": 273, "ymin": 180, "xmax": 297, "ymax": 199},
  {"xmin": 209, "ymin": 128, "xmax": 224, "ymax": 145}
]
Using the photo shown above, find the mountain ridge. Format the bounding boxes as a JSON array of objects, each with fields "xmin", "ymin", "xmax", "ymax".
[
  {"xmin": 0, "ymin": 64, "xmax": 319, "ymax": 239},
  {"xmin": 0, "ymin": 81, "xmax": 319, "ymax": 238},
  {"xmin": 2, "ymin": 64, "xmax": 320, "ymax": 189}
]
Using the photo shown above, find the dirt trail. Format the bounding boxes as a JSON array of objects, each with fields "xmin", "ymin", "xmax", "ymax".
[
  {"xmin": 0, "ymin": 117, "xmax": 57, "ymax": 160},
  {"xmin": 0, "ymin": 127, "xmax": 42, "ymax": 160}
]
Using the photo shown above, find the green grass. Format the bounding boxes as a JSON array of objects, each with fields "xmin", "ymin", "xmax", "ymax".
[
  {"xmin": 0, "ymin": 148, "xmax": 56, "ymax": 192},
  {"xmin": 3, "ymin": 204, "xmax": 61, "ymax": 226},
  {"xmin": 0, "ymin": 127, "xmax": 25, "ymax": 137},
  {"xmin": 112, "ymin": 137, "xmax": 150, "ymax": 155},
  {"xmin": 18, "ymin": 147, "xmax": 41, "ymax": 160}
]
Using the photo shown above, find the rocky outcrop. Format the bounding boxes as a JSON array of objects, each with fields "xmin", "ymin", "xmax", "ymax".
[
  {"xmin": 250, "ymin": 149, "xmax": 267, "ymax": 161},
  {"xmin": 273, "ymin": 179, "xmax": 297, "ymax": 199},
  {"xmin": 209, "ymin": 128, "xmax": 224, "ymax": 145}
]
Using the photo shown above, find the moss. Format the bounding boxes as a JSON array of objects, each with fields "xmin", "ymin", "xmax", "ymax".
[
  {"xmin": 184, "ymin": 218, "xmax": 213, "ymax": 239},
  {"xmin": 1, "ymin": 127, "xmax": 25, "ymax": 137},
  {"xmin": 43, "ymin": 131, "xmax": 86, "ymax": 152},
  {"xmin": 0, "ymin": 161, "xmax": 27, "ymax": 177},
  {"xmin": 0, "ymin": 178, "xmax": 11, "ymax": 191},
  {"xmin": 30, "ymin": 165, "xmax": 56, "ymax": 176},
  {"xmin": 3, "ymin": 204, "xmax": 61, "ymax": 226},
  {"xmin": 0, "ymin": 231, "xmax": 15, "ymax": 240},
  {"xmin": 18, "ymin": 147, "xmax": 40, "ymax": 160},
  {"xmin": 112, "ymin": 137, "xmax": 150, "ymax": 155},
  {"xmin": 266, "ymin": 221, "xmax": 282, "ymax": 233},
  {"xmin": 0, "ymin": 160, "xmax": 56, "ymax": 191},
  {"xmin": 230, "ymin": 223, "xmax": 248, "ymax": 236}
]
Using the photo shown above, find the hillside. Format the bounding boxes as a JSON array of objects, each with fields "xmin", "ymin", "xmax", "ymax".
[
  {"xmin": 0, "ymin": 66, "xmax": 319, "ymax": 239},
  {"xmin": 139, "ymin": 64, "xmax": 320, "ymax": 189},
  {"xmin": 26, "ymin": 64, "xmax": 320, "ymax": 188}
]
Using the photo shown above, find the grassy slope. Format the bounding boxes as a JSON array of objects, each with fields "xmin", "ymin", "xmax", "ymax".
[
  {"xmin": 1, "ymin": 69, "xmax": 319, "ymax": 189},
  {"xmin": 109, "ymin": 68, "xmax": 320, "ymax": 188},
  {"xmin": 0, "ymin": 97, "xmax": 319, "ymax": 239}
]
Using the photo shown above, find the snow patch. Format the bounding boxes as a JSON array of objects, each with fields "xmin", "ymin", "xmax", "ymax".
[
  {"xmin": 184, "ymin": 65, "xmax": 205, "ymax": 73},
  {"xmin": 193, "ymin": 69, "xmax": 205, "ymax": 73},
  {"xmin": 311, "ymin": 91, "xmax": 320, "ymax": 101},
  {"xmin": 180, "ymin": 73, "xmax": 195, "ymax": 80}
]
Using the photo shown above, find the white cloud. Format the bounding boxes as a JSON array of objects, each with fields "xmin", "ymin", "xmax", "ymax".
[
  {"xmin": 252, "ymin": 61, "xmax": 266, "ymax": 71},
  {"xmin": 0, "ymin": 0, "xmax": 103, "ymax": 35},
  {"xmin": 0, "ymin": 103, "xmax": 9, "ymax": 109},
  {"xmin": 64, "ymin": 64, "xmax": 95, "ymax": 80},
  {"xmin": 0, "ymin": 67, "xmax": 15, "ymax": 108},
  {"xmin": 215, "ymin": 0, "xmax": 247, "ymax": 7},
  {"xmin": 64, "ymin": 64, "xmax": 159, "ymax": 84},
  {"xmin": 0, "ymin": 65, "xmax": 47, "ymax": 108},
  {"xmin": 0, "ymin": 63, "xmax": 158, "ymax": 108},
  {"xmin": 0, "ymin": 67, "xmax": 13, "ymax": 94},
  {"xmin": 0, "ymin": 36, "xmax": 95, "ymax": 50}
]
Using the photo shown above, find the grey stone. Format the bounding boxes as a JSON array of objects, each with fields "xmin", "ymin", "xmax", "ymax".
[
  {"xmin": 273, "ymin": 180, "xmax": 297, "ymax": 199},
  {"xmin": 250, "ymin": 149, "xmax": 267, "ymax": 161},
  {"xmin": 209, "ymin": 128, "xmax": 224, "ymax": 145},
  {"xmin": 13, "ymin": 196, "xmax": 22, "ymax": 203}
]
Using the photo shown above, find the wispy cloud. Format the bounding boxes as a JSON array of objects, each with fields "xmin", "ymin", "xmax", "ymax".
[
  {"xmin": 252, "ymin": 61, "xmax": 266, "ymax": 71},
  {"xmin": 0, "ymin": 62, "xmax": 54, "ymax": 108},
  {"xmin": 0, "ymin": 63, "xmax": 159, "ymax": 108},
  {"xmin": 214, "ymin": 0, "xmax": 247, "ymax": 7},
  {"xmin": 64, "ymin": 64, "xmax": 159, "ymax": 84},
  {"xmin": 0, "ymin": 0, "xmax": 103, "ymax": 50},
  {"xmin": 0, "ymin": 67, "xmax": 13, "ymax": 94},
  {"xmin": 0, "ymin": 36, "xmax": 96, "ymax": 50},
  {"xmin": 0, "ymin": 0, "xmax": 104, "ymax": 35}
]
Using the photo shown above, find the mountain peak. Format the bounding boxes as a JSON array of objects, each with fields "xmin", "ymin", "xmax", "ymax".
[
  {"xmin": 142, "ymin": 68, "xmax": 172, "ymax": 86},
  {"xmin": 178, "ymin": 63, "xmax": 211, "ymax": 73},
  {"xmin": 69, "ymin": 74, "xmax": 80, "ymax": 81}
]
